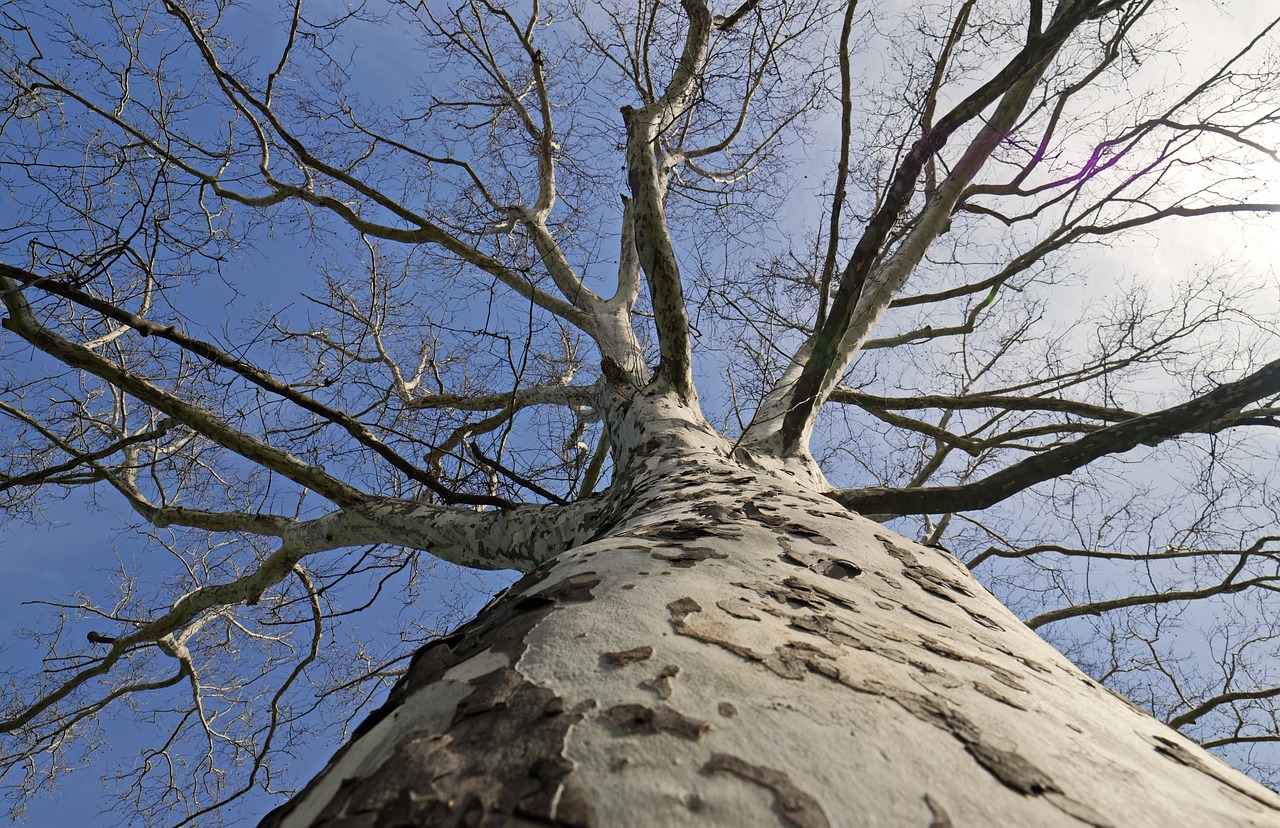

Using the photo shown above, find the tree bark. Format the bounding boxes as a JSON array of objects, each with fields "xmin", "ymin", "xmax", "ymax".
[{"xmin": 260, "ymin": 435, "xmax": 1280, "ymax": 827}]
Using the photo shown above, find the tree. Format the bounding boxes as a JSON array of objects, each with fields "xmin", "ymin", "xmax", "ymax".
[{"xmin": 3, "ymin": 0, "xmax": 1280, "ymax": 824}]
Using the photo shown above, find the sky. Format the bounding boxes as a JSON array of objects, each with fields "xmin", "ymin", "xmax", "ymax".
[{"xmin": 2, "ymin": 0, "xmax": 1280, "ymax": 825}]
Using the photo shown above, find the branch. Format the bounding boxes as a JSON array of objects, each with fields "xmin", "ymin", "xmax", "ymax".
[
  {"xmin": 773, "ymin": 1, "xmax": 1110, "ymax": 451},
  {"xmin": 829, "ymin": 387, "xmax": 1137, "ymax": 422},
  {"xmin": 0, "ymin": 491, "xmax": 612, "ymax": 736},
  {"xmin": 1, "ymin": 263, "xmax": 508, "ymax": 509},
  {"xmin": 832, "ymin": 356, "xmax": 1280, "ymax": 516},
  {"xmin": 618, "ymin": 0, "xmax": 717, "ymax": 400},
  {"xmin": 0, "ymin": 267, "xmax": 368, "ymax": 509},
  {"xmin": 1024, "ymin": 556, "xmax": 1272, "ymax": 630}
]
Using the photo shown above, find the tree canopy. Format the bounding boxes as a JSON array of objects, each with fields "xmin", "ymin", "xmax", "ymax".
[{"xmin": 2, "ymin": 0, "xmax": 1280, "ymax": 823}]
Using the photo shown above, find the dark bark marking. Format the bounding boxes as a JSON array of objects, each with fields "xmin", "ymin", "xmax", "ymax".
[
  {"xmin": 877, "ymin": 534, "xmax": 973, "ymax": 602},
  {"xmin": 1147, "ymin": 733, "xmax": 1280, "ymax": 813},
  {"xmin": 744, "ymin": 500, "xmax": 789, "ymax": 526},
  {"xmin": 971, "ymin": 681, "xmax": 1028, "ymax": 711},
  {"xmin": 668, "ymin": 597, "xmax": 768, "ymax": 664},
  {"xmin": 885, "ymin": 690, "xmax": 1059, "ymax": 796},
  {"xmin": 924, "ymin": 794, "xmax": 954, "ymax": 828},
  {"xmin": 451, "ymin": 666, "xmax": 526, "ymax": 722},
  {"xmin": 965, "ymin": 739, "xmax": 1058, "ymax": 795},
  {"xmin": 288, "ymin": 669, "xmax": 596, "ymax": 828},
  {"xmin": 963, "ymin": 607, "xmax": 1005, "ymax": 631},
  {"xmin": 621, "ymin": 518, "xmax": 742, "ymax": 544},
  {"xmin": 703, "ymin": 753, "xmax": 831, "ymax": 828},
  {"xmin": 746, "ymin": 501, "xmax": 837, "ymax": 546},
  {"xmin": 603, "ymin": 703, "xmax": 709, "ymax": 740},
  {"xmin": 915, "ymin": 634, "xmax": 1026, "ymax": 690},
  {"xmin": 261, "ymin": 569, "xmax": 602, "ymax": 828},
  {"xmin": 651, "ymin": 545, "xmax": 728, "ymax": 567},
  {"xmin": 642, "ymin": 664, "xmax": 680, "ymax": 699},
  {"xmin": 777, "ymin": 576, "xmax": 858, "ymax": 612},
  {"xmin": 693, "ymin": 502, "xmax": 741, "ymax": 521},
  {"xmin": 788, "ymin": 614, "xmax": 858, "ymax": 648},
  {"xmin": 718, "ymin": 701, "xmax": 738, "ymax": 717},
  {"xmin": 668, "ymin": 596, "xmax": 703, "ymax": 622},
  {"xmin": 902, "ymin": 605, "xmax": 949, "ymax": 627},
  {"xmin": 602, "ymin": 645, "xmax": 654, "ymax": 667},
  {"xmin": 823, "ymin": 560, "xmax": 862, "ymax": 580},
  {"xmin": 763, "ymin": 641, "xmax": 837, "ymax": 681},
  {"xmin": 994, "ymin": 647, "xmax": 1051, "ymax": 674},
  {"xmin": 778, "ymin": 543, "xmax": 862, "ymax": 582}
]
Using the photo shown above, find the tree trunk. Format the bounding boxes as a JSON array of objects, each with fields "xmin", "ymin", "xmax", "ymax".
[{"xmin": 259, "ymin": 437, "xmax": 1280, "ymax": 827}]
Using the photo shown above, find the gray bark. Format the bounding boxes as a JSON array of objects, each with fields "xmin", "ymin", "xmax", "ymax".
[{"xmin": 259, "ymin": 407, "xmax": 1280, "ymax": 827}]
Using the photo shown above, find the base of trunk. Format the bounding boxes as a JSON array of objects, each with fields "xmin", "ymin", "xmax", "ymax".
[{"xmin": 262, "ymin": 455, "xmax": 1280, "ymax": 827}]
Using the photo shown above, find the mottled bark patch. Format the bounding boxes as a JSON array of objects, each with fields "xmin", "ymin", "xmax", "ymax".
[
  {"xmin": 620, "ymin": 518, "xmax": 742, "ymax": 543},
  {"xmin": 641, "ymin": 664, "xmax": 680, "ymax": 699},
  {"xmin": 259, "ymin": 568, "xmax": 602, "ymax": 828},
  {"xmin": 602, "ymin": 645, "xmax": 654, "ymax": 667},
  {"xmin": 651, "ymin": 545, "xmax": 728, "ymax": 567},
  {"xmin": 603, "ymin": 703, "xmax": 709, "ymax": 740},
  {"xmin": 743, "ymin": 501, "xmax": 839, "ymax": 548},
  {"xmin": 703, "ymin": 753, "xmax": 830, "ymax": 828},
  {"xmin": 876, "ymin": 534, "xmax": 972, "ymax": 602},
  {"xmin": 888, "ymin": 690, "xmax": 1058, "ymax": 796},
  {"xmin": 293, "ymin": 668, "xmax": 595, "ymax": 828},
  {"xmin": 665, "ymin": 592, "xmax": 1067, "ymax": 806},
  {"xmin": 778, "ymin": 541, "xmax": 862, "ymax": 582}
]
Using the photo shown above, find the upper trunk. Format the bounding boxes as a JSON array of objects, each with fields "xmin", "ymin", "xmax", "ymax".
[{"xmin": 259, "ymin": 412, "xmax": 1280, "ymax": 827}]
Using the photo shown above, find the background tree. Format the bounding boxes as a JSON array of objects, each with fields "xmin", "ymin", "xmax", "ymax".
[{"xmin": 3, "ymin": 0, "xmax": 1280, "ymax": 824}]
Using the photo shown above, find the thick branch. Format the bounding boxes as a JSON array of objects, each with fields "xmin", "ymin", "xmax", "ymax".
[
  {"xmin": 832, "ymin": 357, "xmax": 1280, "ymax": 516},
  {"xmin": 774, "ymin": 2, "xmax": 1112, "ymax": 451}
]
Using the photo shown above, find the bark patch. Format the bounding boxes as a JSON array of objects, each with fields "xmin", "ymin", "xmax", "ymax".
[
  {"xmin": 292, "ymin": 668, "xmax": 595, "ymax": 828},
  {"xmin": 778, "ymin": 542, "xmax": 862, "ymax": 582},
  {"xmin": 260, "ymin": 569, "xmax": 602, "ymax": 828},
  {"xmin": 924, "ymin": 794, "xmax": 953, "ymax": 828},
  {"xmin": 703, "ymin": 753, "xmax": 831, "ymax": 828},
  {"xmin": 651, "ymin": 545, "xmax": 728, "ymax": 567},
  {"xmin": 877, "ymin": 534, "xmax": 973, "ymax": 602},
  {"xmin": 602, "ymin": 645, "xmax": 654, "ymax": 667},
  {"xmin": 641, "ymin": 664, "xmax": 680, "ymax": 699},
  {"xmin": 603, "ymin": 703, "xmax": 709, "ymax": 740},
  {"xmin": 888, "ymin": 690, "xmax": 1058, "ymax": 796}
]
